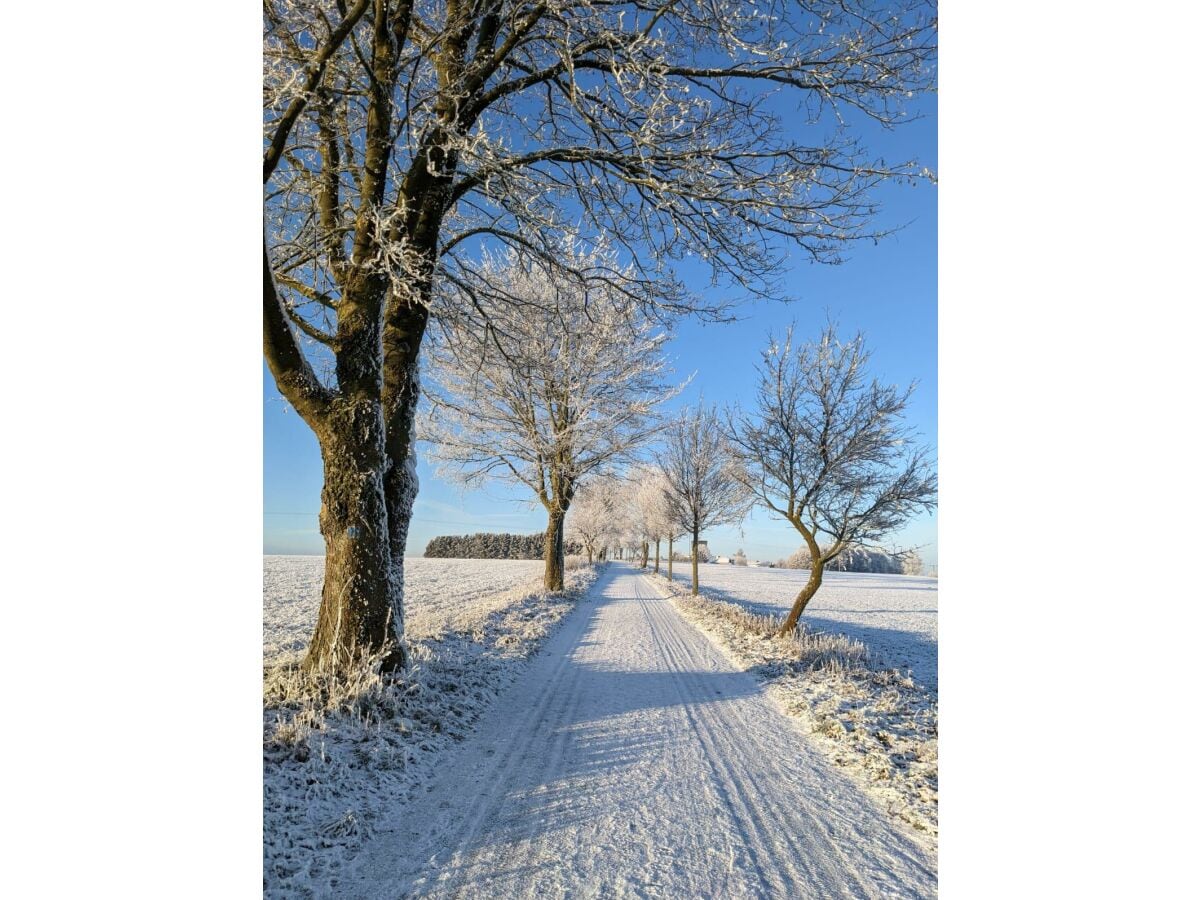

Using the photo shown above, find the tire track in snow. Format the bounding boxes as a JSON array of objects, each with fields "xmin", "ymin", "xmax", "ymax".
[
  {"xmin": 629, "ymin": 578, "xmax": 794, "ymax": 897},
  {"xmin": 639, "ymin": 575, "xmax": 936, "ymax": 890},
  {"xmin": 353, "ymin": 570, "xmax": 607, "ymax": 895},
  {"xmin": 347, "ymin": 564, "xmax": 936, "ymax": 898},
  {"xmin": 633, "ymin": 577, "xmax": 903, "ymax": 897}
]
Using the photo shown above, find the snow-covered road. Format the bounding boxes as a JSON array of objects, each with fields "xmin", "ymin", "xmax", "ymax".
[{"xmin": 348, "ymin": 564, "xmax": 936, "ymax": 898}]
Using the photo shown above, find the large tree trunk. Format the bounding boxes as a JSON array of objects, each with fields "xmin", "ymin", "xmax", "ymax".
[
  {"xmin": 380, "ymin": 302, "xmax": 430, "ymax": 671},
  {"xmin": 304, "ymin": 398, "xmax": 397, "ymax": 671},
  {"xmin": 779, "ymin": 558, "xmax": 826, "ymax": 635},
  {"xmin": 691, "ymin": 526, "xmax": 700, "ymax": 595},
  {"xmin": 654, "ymin": 539, "xmax": 660, "ymax": 574},
  {"xmin": 668, "ymin": 536, "xmax": 673, "ymax": 579},
  {"xmin": 640, "ymin": 541, "xmax": 649, "ymax": 568},
  {"xmin": 544, "ymin": 508, "xmax": 566, "ymax": 591}
]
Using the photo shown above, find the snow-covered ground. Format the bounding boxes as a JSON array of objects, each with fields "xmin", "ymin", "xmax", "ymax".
[
  {"xmin": 346, "ymin": 565, "xmax": 935, "ymax": 897},
  {"xmin": 263, "ymin": 556, "xmax": 597, "ymax": 898},
  {"xmin": 264, "ymin": 556, "xmax": 545, "ymax": 662},
  {"xmin": 668, "ymin": 564, "xmax": 938, "ymax": 691},
  {"xmin": 654, "ymin": 564, "xmax": 938, "ymax": 841},
  {"xmin": 265, "ymin": 557, "xmax": 936, "ymax": 895}
]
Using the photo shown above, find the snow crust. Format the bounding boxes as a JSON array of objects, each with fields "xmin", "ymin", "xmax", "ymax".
[{"xmin": 263, "ymin": 556, "xmax": 596, "ymax": 898}]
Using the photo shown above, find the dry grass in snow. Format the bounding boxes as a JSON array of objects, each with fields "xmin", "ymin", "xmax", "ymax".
[
  {"xmin": 263, "ymin": 557, "xmax": 602, "ymax": 898},
  {"xmin": 650, "ymin": 572, "xmax": 938, "ymax": 845},
  {"xmin": 669, "ymin": 563, "xmax": 938, "ymax": 689}
]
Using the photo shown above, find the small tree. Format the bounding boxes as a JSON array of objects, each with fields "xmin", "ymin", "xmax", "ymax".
[
  {"xmin": 659, "ymin": 406, "xmax": 751, "ymax": 595},
  {"xmin": 424, "ymin": 249, "xmax": 679, "ymax": 590},
  {"xmin": 728, "ymin": 323, "xmax": 937, "ymax": 634}
]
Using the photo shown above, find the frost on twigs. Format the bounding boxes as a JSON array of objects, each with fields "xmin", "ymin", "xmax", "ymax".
[
  {"xmin": 652, "ymin": 572, "xmax": 938, "ymax": 845},
  {"xmin": 263, "ymin": 560, "xmax": 603, "ymax": 898}
]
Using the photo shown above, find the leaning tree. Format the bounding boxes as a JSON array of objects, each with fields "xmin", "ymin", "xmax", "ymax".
[
  {"xmin": 423, "ymin": 248, "xmax": 680, "ymax": 590},
  {"xmin": 263, "ymin": 0, "xmax": 936, "ymax": 668},
  {"xmin": 727, "ymin": 323, "xmax": 937, "ymax": 634},
  {"xmin": 658, "ymin": 406, "xmax": 751, "ymax": 594}
]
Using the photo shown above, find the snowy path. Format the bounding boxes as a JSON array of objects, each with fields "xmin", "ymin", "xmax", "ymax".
[{"xmin": 347, "ymin": 564, "xmax": 936, "ymax": 898}]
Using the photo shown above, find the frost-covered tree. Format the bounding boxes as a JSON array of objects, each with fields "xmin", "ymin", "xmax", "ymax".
[
  {"xmin": 566, "ymin": 480, "xmax": 618, "ymax": 564},
  {"xmin": 900, "ymin": 549, "xmax": 924, "ymax": 576},
  {"xmin": 825, "ymin": 545, "xmax": 900, "ymax": 573},
  {"xmin": 727, "ymin": 323, "xmax": 937, "ymax": 634},
  {"xmin": 423, "ymin": 250, "xmax": 679, "ymax": 590},
  {"xmin": 658, "ymin": 406, "xmax": 751, "ymax": 594},
  {"xmin": 263, "ymin": 0, "xmax": 936, "ymax": 668},
  {"xmin": 609, "ymin": 478, "xmax": 650, "ymax": 568},
  {"xmin": 634, "ymin": 467, "xmax": 676, "ymax": 574}
]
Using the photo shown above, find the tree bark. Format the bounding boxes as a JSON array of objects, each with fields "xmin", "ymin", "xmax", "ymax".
[
  {"xmin": 691, "ymin": 526, "xmax": 700, "ymax": 595},
  {"xmin": 640, "ymin": 540, "xmax": 649, "ymax": 568},
  {"xmin": 303, "ymin": 397, "xmax": 398, "ymax": 671},
  {"xmin": 668, "ymin": 536, "xmax": 673, "ymax": 579},
  {"xmin": 379, "ymin": 302, "xmax": 430, "ymax": 671},
  {"xmin": 654, "ymin": 539, "xmax": 660, "ymax": 574},
  {"xmin": 544, "ymin": 508, "xmax": 566, "ymax": 591},
  {"xmin": 779, "ymin": 558, "xmax": 826, "ymax": 635}
]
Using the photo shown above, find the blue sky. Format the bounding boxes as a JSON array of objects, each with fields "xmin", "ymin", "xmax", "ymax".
[{"xmin": 265, "ymin": 100, "xmax": 937, "ymax": 566}]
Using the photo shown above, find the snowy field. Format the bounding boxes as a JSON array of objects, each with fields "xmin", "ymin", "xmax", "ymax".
[
  {"xmin": 264, "ymin": 556, "xmax": 544, "ymax": 661},
  {"xmin": 668, "ymin": 563, "xmax": 938, "ymax": 691}
]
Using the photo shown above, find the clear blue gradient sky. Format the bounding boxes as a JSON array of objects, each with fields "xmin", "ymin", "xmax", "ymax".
[{"xmin": 265, "ymin": 100, "xmax": 937, "ymax": 565}]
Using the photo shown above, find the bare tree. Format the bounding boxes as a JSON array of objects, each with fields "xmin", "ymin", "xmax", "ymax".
[
  {"xmin": 422, "ymin": 249, "xmax": 680, "ymax": 590},
  {"xmin": 727, "ymin": 323, "xmax": 937, "ymax": 634},
  {"xmin": 658, "ymin": 406, "xmax": 751, "ymax": 595},
  {"xmin": 263, "ymin": 0, "xmax": 936, "ymax": 668}
]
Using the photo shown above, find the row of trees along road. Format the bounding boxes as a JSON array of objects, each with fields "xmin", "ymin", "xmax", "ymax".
[
  {"xmin": 263, "ymin": 0, "xmax": 937, "ymax": 670},
  {"xmin": 565, "ymin": 468, "xmax": 682, "ymax": 573},
  {"xmin": 557, "ymin": 323, "xmax": 936, "ymax": 636},
  {"xmin": 422, "ymin": 247, "xmax": 681, "ymax": 591}
]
